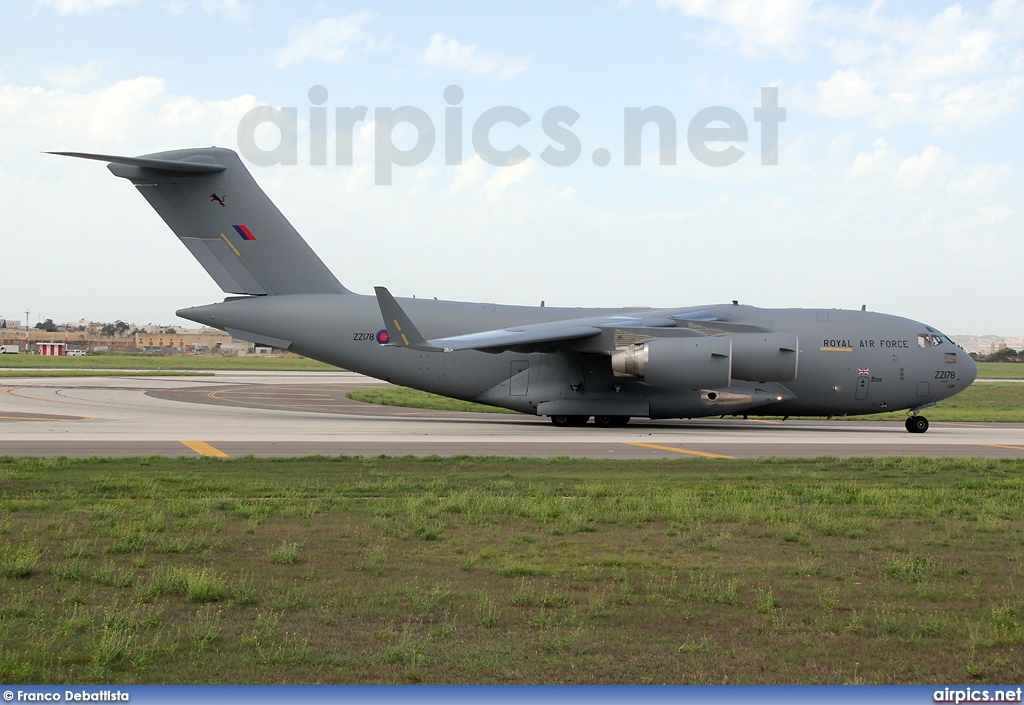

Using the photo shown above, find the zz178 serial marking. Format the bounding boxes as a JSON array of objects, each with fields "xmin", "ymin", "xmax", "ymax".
[
  {"xmin": 935, "ymin": 371, "xmax": 956, "ymax": 380},
  {"xmin": 353, "ymin": 332, "xmax": 376, "ymax": 341}
]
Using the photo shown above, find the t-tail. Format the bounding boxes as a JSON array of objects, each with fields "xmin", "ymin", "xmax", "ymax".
[{"xmin": 50, "ymin": 148, "xmax": 349, "ymax": 297}]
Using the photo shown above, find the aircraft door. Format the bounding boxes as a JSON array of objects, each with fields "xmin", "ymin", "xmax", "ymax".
[
  {"xmin": 510, "ymin": 360, "xmax": 529, "ymax": 396},
  {"xmin": 855, "ymin": 375, "xmax": 869, "ymax": 400}
]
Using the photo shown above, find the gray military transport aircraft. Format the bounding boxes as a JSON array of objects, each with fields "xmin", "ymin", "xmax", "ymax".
[{"xmin": 53, "ymin": 147, "xmax": 977, "ymax": 433}]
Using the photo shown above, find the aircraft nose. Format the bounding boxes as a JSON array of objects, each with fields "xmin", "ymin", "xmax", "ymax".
[{"xmin": 961, "ymin": 352, "xmax": 978, "ymax": 386}]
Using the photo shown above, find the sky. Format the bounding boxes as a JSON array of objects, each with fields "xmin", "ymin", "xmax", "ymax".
[{"xmin": 1, "ymin": 0, "xmax": 1022, "ymax": 335}]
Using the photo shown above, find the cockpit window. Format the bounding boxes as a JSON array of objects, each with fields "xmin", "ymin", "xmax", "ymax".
[{"xmin": 919, "ymin": 332, "xmax": 954, "ymax": 348}]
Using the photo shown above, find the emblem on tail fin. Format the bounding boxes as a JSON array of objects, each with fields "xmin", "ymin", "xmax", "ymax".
[
  {"xmin": 232, "ymin": 224, "xmax": 256, "ymax": 241},
  {"xmin": 209, "ymin": 193, "xmax": 226, "ymax": 207}
]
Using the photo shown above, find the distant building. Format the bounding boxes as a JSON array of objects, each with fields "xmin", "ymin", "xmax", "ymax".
[
  {"xmin": 134, "ymin": 329, "xmax": 232, "ymax": 352},
  {"xmin": 37, "ymin": 342, "xmax": 67, "ymax": 356}
]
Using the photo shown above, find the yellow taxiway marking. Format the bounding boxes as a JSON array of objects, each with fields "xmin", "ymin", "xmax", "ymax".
[
  {"xmin": 181, "ymin": 440, "xmax": 229, "ymax": 458},
  {"xmin": 985, "ymin": 444, "xmax": 1024, "ymax": 452},
  {"xmin": 219, "ymin": 232, "xmax": 241, "ymax": 257},
  {"xmin": 625, "ymin": 442, "xmax": 734, "ymax": 459},
  {"xmin": 746, "ymin": 419, "xmax": 782, "ymax": 425}
]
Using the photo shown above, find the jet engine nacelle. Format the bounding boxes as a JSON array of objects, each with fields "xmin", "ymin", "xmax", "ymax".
[
  {"xmin": 611, "ymin": 337, "xmax": 732, "ymax": 389},
  {"xmin": 727, "ymin": 332, "xmax": 799, "ymax": 382}
]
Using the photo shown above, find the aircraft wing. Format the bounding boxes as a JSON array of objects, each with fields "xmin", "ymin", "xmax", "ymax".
[
  {"xmin": 426, "ymin": 320, "xmax": 605, "ymax": 352},
  {"xmin": 374, "ymin": 287, "xmax": 686, "ymax": 353}
]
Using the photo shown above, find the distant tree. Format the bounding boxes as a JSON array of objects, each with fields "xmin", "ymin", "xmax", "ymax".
[
  {"xmin": 100, "ymin": 323, "xmax": 116, "ymax": 337},
  {"xmin": 114, "ymin": 321, "xmax": 130, "ymax": 336},
  {"xmin": 987, "ymin": 347, "xmax": 1019, "ymax": 363},
  {"xmin": 34, "ymin": 318, "xmax": 58, "ymax": 332},
  {"xmin": 165, "ymin": 328, "xmax": 177, "ymax": 334}
]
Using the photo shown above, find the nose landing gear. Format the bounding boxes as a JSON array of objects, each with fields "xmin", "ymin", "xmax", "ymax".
[{"xmin": 905, "ymin": 415, "xmax": 929, "ymax": 434}]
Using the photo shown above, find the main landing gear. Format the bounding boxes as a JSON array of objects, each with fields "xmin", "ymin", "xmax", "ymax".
[
  {"xmin": 905, "ymin": 415, "xmax": 929, "ymax": 434},
  {"xmin": 549, "ymin": 415, "xmax": 630, "ymax": 427}
]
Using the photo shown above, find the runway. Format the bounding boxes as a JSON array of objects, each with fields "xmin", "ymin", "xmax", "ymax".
[{"xmin": 1, "ymin": 371, "xmax": 1022, "ymax": 459}]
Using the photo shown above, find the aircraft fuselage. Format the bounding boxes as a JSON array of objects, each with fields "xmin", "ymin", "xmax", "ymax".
[{"xmin": 178, "ymin": 294, "xmax": 977, "ymax": 421}]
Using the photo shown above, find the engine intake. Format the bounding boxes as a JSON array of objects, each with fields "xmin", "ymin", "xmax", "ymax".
[
  {"xmin": 728, "ymin": 332, "xmax": 798, "ymax": 382},
  {"xmin": 611, "ymin": 337, "xmax": 732, "ymax": 389}
]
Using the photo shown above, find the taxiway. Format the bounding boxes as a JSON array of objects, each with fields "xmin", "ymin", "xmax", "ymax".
[{"xmin": 1, "ymin": 371, "xmax": 1022, "ymax": 459}]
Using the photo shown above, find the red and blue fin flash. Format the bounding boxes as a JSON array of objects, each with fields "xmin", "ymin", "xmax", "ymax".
[{"xmin": 232, "ymin": 224, "xmax": 256, "ymax": 241}]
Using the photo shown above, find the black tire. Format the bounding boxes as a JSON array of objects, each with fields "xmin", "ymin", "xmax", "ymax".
[
  {"xmin": 594, "ymin": 415, "xmax": 630, "ymax": 427},
  {"xmin": 550, "ymin": 415, "xmax": 590, "ymax": 427},
  {"xmin": 905, "ymin": 416, "xmax": 929, "ymax": 434}
]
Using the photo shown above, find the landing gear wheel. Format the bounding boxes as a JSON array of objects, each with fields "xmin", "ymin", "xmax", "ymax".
[
  {"xmin": 550, "ymin": 415, "xmax": 590, "ymax": 427},
  {"xmin": 905, "ymin": 416, "xmax": 929, "ymax": 434},
  {"xmin": 594, "ymin": 415, "xmax": 630, "ymax": 428}
]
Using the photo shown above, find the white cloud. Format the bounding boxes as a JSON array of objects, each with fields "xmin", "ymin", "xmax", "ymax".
[
  {"xmin": 895, "ymin": 144, "xmax": 953, "ymax": 186},
  {"xmin": 0, "ymin": 77, "xmax": 258, "ymax": 158},
  {"xmin": 973, "ymin": 204, "xmax": 1013, "ymax": 225},
  {"xmin": 657, "ymin": 0, "xmax": 815, "ymax": 58},
  {"xmin": 810, "ymin": 3, "xmax": 1024, "ymax": 130},
  {"xmin": 946, "ymin": 162, "xmax": 1014, "ymax": 197},
  {"xmin": 847, "ymin": 138, "xmax": 892, "ymax": 178},
  {"xmin": 421, "ymin": 33, "xmax": 529, "ymax": 79},
  {"xmin": 38, "ymin": 59, "xmax": 109, "ymax": 89},
  {"xmin": 164, "ymin": 0, "xmax": 253, "ymax": 22},
  {"xmin": 274, "ymin": 12, "xmax": 380, "ymax": 68},
  {"xmin": 33, "ymin": 0, "xmax": 137, "ymax": 12},
  {"xmin": 659, "ymin": 0, "xmax": 1024, "ymax": 131},
  {"xmin": 200, "ymin": 0, "xmax": 251, "ymax": 22},
  {"xmin": 814, "ymin": 69, "xmax": 878, "ymax": 120}
]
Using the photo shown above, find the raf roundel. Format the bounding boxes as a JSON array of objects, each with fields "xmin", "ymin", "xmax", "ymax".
[{"xmin": 376, "ymin": 329, "xmax": 390, "ymax": 345}]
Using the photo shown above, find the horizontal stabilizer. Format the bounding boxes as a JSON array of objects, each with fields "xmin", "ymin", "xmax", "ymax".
[{"xmin": 47, "ymin": 151, "xmax": 227, "ymax": 174}]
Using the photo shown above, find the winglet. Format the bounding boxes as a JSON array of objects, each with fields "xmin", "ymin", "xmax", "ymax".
[{"xmin": 374, "ymin": 287, "xmax": 440, "ymax": 351}]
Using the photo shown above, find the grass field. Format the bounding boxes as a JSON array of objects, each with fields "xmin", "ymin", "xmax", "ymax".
[
  {"xmin": 0, "ymin": 370, "xmax": 213, "ymax": 378},
  {"xmin": 348, "ymin": 387, "xmax": 519, "ymax": 414},
  {"xmin": 1, "ymin": 455, "xmax": 1022, "ymax": 684},
  {"xmin": 0, "ymin": 354, "xmax": 337, "ymax": 371},
  {"xmin": 850, "ymin": 382, "xmax": 1024, "ymax": 423},
  {"xmin": 978, "ymin": 363, "xmax": 1024, "ymax": 379},
  {"xmin": 350, "ymin": 381, "xmax": 1024, "ymax": 422}
]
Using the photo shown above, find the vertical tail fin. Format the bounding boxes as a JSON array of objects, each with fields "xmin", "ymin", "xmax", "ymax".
[{"xmin": 52, "ymin": 148, "xmax": 348, "ymax": 296}]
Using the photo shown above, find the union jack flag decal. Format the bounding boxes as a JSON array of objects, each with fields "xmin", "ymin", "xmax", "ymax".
[{"xmin": 858, "ymin": 368, "xmax": 870, "ymax": 375}]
